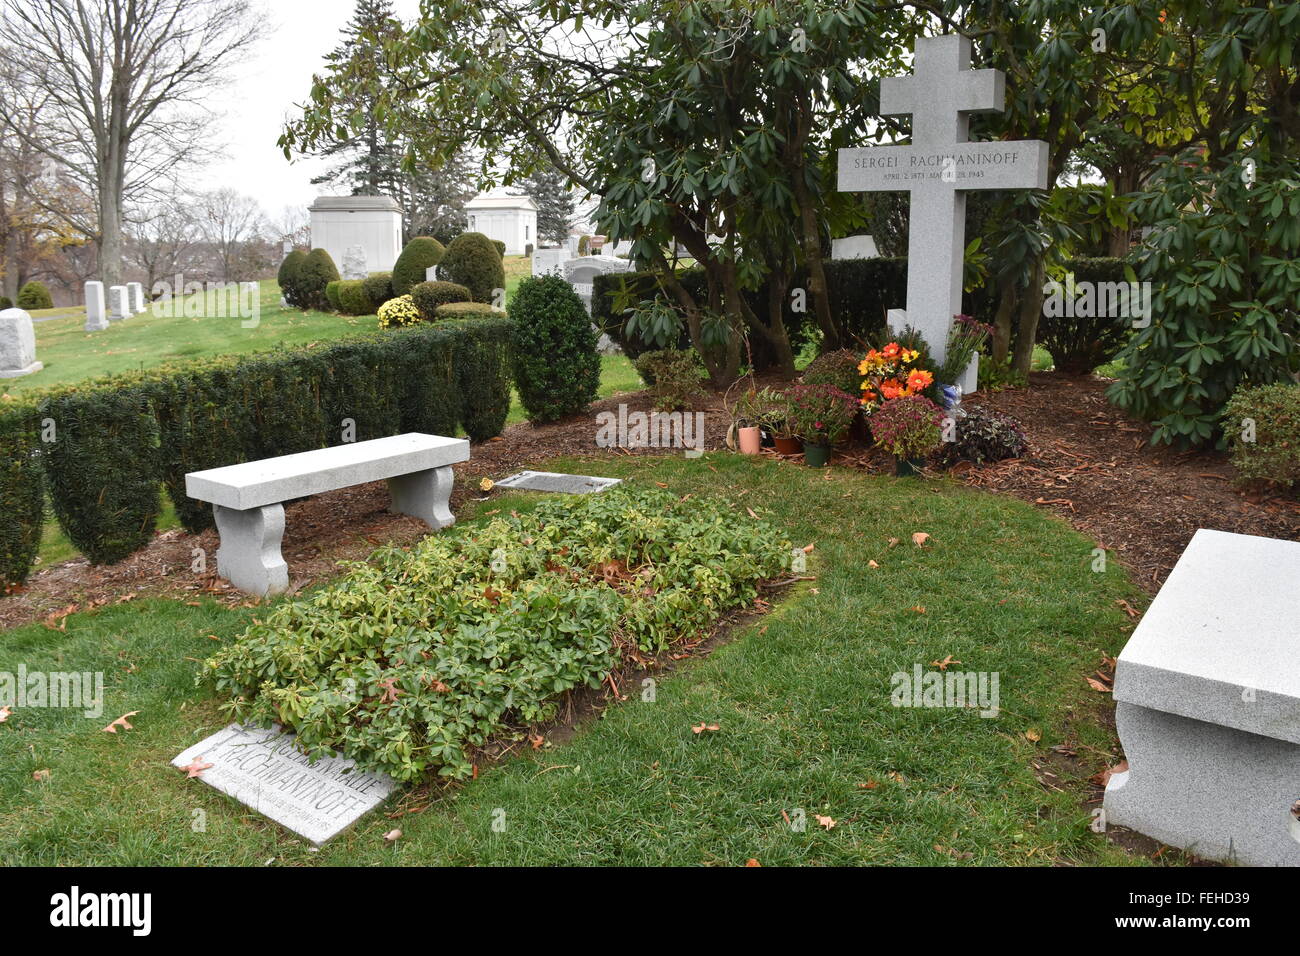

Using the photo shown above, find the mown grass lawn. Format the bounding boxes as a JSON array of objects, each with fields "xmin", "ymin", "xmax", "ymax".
[{"xmin": 0, "ymin": 453, "xmax": 1161, "ymax": 866}]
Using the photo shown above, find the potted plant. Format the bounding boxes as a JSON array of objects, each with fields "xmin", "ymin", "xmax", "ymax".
[
  {"xmin": 760, "ymin": 387, "xmax": 801, "ymax": 455},
  {"xmin": 725, "ymin": 386, "xmax": 765, "ymax": 455},
  {"xmin": 787, "ymin": 384, "xmax": 858, "ymax": 467},
  {"xmin": 868, "ymin": 395, "xmax": 945, "ymax": 476}
]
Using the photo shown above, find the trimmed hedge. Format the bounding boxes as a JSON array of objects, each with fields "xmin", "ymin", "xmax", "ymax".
[
  {"xmin": 439, "ymin": 232, "xmax": 505, "ymax": 304},
  {"xmin": 336, "ymin": 280, "xmax": 375, "ymax": 316},
  {"xmin": 0, "ymin": 402, "xmax": 44, "ymax": 588},
  {"xmin": 324, "ymin": 280, "xmax": 343, "ymax": 311},
  {"xmin": 492, "ymin": 239, "xmax": 506, "ymax": 257},
  {"xmin": 510, "ymin": 274, "xmax": 599, "ymax": 423},
  {"xmin": 0, "ymin": 296, "xmax": 13, "ymax": 310},
  {"xmin": 16, "ymin": 281, "xmax": 53, "ymax": 310},
  {"xmin": 363, "ymin": 273, "xmax": 396, "ymax": 310},
  {"xmin": 1036, "ymin": 257, "xmax": 1132, "ymax": 374},
  {"xmin": 298, "ymin": 249, "xmax": 341, "ymax": 309},
  {"xmin": 0, "ymin": 318, "xmax": 516, "ymax": 576},
  {"xmin": 411, "ymin": 280, "xmax": 472, "ymax": 320},
  {"xmin": 40, "ymin": 387, "xmax": 161, "ymax": 565},
  {"xmin": 278, "ymin": 250, "xmax": 307, "ymax": 307},
  {"xmin": 392, "ymin": 237, "xmax": 446, "ymax": 296},
  {"xmin": 435, "ymin": 302, "xmax": 498, "ymax": 319}
]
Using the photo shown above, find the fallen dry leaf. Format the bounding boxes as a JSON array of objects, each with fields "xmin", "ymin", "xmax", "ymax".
[
  {"xmin": 384, "ymin": 829, "xmax": 402, "ymax": 842},
  {"xmin": 1086, "ymin": 677, "xmax": 1112, "ymax": 693},
  {"xmin": 32, "ymin": 769, "xmax": 50, "ymax": 782},
  {"xmin": 815, "ymin": 815, "xmax": 836, "ymax": 831},
  {"xmin": 692, "ymin": 723, "xmax": 721, "ymax": 734},
  {"xmin": 1025, "ymin": 728, "xmax": 1042, "ymax": 743},
  {"xmin": 102, "ymin": 711, "xmax": 139, "ymax": 733},
  {"xmin": 181, "ymin": 759, "xmax": 213, "ymax": 779},
  {"xmin": 868, "ymin": 560, "xmax": 879, "ymax": 569},
  {"xmin": 0, "ymin": 705, "xmax": 11, "ymax": 723},
  {"xmin": 911, "ymin": 532, "xmax": 931, "ymax": 547},
  {"xmin": 858, "ymin": 780, "xmax": 879, "ymax": 790},
  {"xmin": 1091, "ymin": 760, "xmax": 1129, "ymax": 787},
  {"xmin": 745, "ymin": 858, "xmax": 762, "ymax": 867},
  {"xmin": 930, "ymin": 655, "xmax": 960, "ymax": 671}
]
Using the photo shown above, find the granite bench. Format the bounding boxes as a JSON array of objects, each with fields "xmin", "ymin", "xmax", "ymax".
[
  {"xmin": 186, "ymin": 433, "xmax": 469, "ymax": 596},
  {"xmin": 1102, "ymin": 528, "xmax": 1300, "ymax": 865}
]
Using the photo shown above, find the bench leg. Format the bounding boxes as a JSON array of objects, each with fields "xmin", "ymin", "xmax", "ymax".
[
  {"xmin": 214, "ymin": 503, "xmax": 289, "ymax": 597},
  {"xmin": 388, "ymin": 465, "xmax": 455, "ymax": 530}
]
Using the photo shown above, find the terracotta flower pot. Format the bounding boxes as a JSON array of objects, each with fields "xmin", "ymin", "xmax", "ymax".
[
  {"xmin": 738, "ymin": 425, "xmax": 763, "ymax": 455},
  {"xmin": 803, "ymin": 442, "xmax": 832, "ymax": 467},
  {"xmin": 773, "ymin": 436, "xmax": 802, "ymax": 456}
]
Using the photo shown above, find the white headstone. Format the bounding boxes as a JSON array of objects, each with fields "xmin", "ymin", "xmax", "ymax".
[
  {"xmin": 532, "ymin": 247, "xmax": 570, "ymax": 277},
  {"xmin": 837, "ymin": 34, "xmax": 1049, "ymax": 377},
  {"xmin": 831, "ymin": 235, "xmax": 880, "ymax": 260},
  {"xmin": 562, "ymin": 255, "xmax": 635, "ymax": 316},
  {"xmin": 126, "ymin": 281, "xmax": 145, "ymax": 315},
  {"xmin": 342, "ymin": 244, "xmax": 368, "ymax": 280},
  {"xmin": 108, "ymin": 285, "xmax": 131, "ymax": 321},
  {"xmin": 172, "ymin": 723, "xmax": 397, "ymax": 845},
  {"xmin": 84, "ymin": 281, "xmax": 109, "ymax": 332},
  {"xmin": 425, "ymin": 265, "xmax": 439, "ymax": 282},
  {"xmin": 0, "ymin": 308, "xmax": 43, "ymax": 379}
]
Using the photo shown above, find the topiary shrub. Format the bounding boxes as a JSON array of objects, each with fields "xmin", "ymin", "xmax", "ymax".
[
  {"xmin": 278, "ymin": 250, "xmax": 307, "ymax": 307},
  {"xmin": 335, "ymin": 280, "xmax": 375, "ymax": 316},
  {"xmin": 16, "ymin": 281, "xmax": 52, "ymax": 310},
  {"xmin": 201, "ymin": 486, "xmax": 792, "ymax": 781},
  {"xmin": 435, "ymin": 302, "xmax": 498, "ymax": 319},
  {"xmin": 492, "ymin": 239, "xmax": 506, "ymax": 257},
  {"xmin": 509, "ymin": 273, "xmax": 599, "ymax": 423},
  {"xmin": 801, "ymin": 349, "xmax": 863, "ymax": 396},
  {"xmin": 324, "ymin": 280, "xmax": 343, "ymax": 312},
  {"xmin": 363, "ymin": 273, "xmax": 395, "ymax": 310},
  {"xmin": 40, "ymin": 387, "xmax": 161, "ymax": 565},
  {"xmin": 377, "ymin": 295, "xmax": 422, "ymax": 329},
  {"xmin": 392, "ymin": 237, "xmax": 446, "ymax": 296},
  {"xmin": 0, "ymin": 402, "xmax": 44, "ymax": 588},
  {"xmin": 0, "ymin": 296, "xmax": 13, "ymax": 310},
  {"xmin": 1223, "ymin": 383, "xmax": 1300, "ymax": 487},
  {"xmin": 934, "ymin": 407, "xmax": 1028, "ymax": 467},
  {"xmin": 411, "ymin": 280, "xmax": 472, "ymax": 320},
  {"xmin": 455, "ymin": 316, "xmax": 514, "ymax": 441},
  {"xmin": 297, "ymin": 248, "xmax": 341, "ymax": 310},
  {"xmin": 634, "ymin": 349, "xmax": 707, "ymax": 411},
  {"xmin": 439, "ymin": 232, "xmax": 506, "ymax": 304}
]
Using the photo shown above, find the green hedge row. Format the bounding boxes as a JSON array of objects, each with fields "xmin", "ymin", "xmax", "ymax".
[
  {"xmin": 0, "ymin": 317, "xmax": 515, "ymax": 585},
  {"xmin": 592, "ymin": 257, "xmax": 1126, "ymax": 367}
]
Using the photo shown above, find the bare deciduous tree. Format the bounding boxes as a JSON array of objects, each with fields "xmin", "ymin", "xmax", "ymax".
[
  {"xmin": 0, "ymin": 0, "xmax": 258, "ymax": 289},
  {"xmin": 198, "ymin": 187, "xmax": 266, "ymax": 281}
]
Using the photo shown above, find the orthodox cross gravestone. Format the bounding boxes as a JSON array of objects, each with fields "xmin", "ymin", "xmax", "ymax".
[{"xmin": 838, "ymin": 34, "xmax": 1050, "ymax": 388}]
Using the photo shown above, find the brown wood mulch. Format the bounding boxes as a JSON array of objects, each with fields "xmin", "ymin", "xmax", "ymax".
[{"xmin": 3, "ymin": 372, "xmax": 1297, "ymax": 632}]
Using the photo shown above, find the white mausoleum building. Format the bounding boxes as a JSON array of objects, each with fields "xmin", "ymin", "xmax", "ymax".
[
  {"xmin": 466, "ymin": 193, "xmax": 538, "ymax": 256},
  {"xmin": 308, "ymin": 195, "xmax": 404, "ymax": 273}
]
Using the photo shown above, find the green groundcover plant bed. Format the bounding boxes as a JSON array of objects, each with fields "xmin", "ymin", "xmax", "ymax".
[{"xmin": 202, "ymin": 486, "xmax": 793, "ymax": 782}]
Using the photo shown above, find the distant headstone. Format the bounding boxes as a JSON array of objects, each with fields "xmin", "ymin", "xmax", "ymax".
[
  {"xmin": 108, "ymin": 285, "xmax": 131, "ymax": 321},
  {"xmin": 342, "ymin": 244, "xmax": 368, "ymax": 280},
  {"xmin": 493, "ymin": 471, "xmax": 622, "ymax": 494},
  {"xmin": 0, "ymin": 308, "xmax": 43, "ymax": 379},
  {"xmin": 837, "ymin": 34, "xmax": 1049, "ymax": 385},
  {"xmin": 562, "ymin": 255, "xmax": 635, "ymax": 316},
  {"xmin": 831, "ymin": 235, "xmax": 880, "ymax": 260},
  {"xmin": 532, "ymin": 247, "xmax": 570, "ymax": 277},
  {"xmin": 84, "ymin": 281, "xmax": 109, "ymax": 332},
  {"xmin": 171, "ymin": 723, "xmax": 397, "ymax": 845},
  {"xmin": 425, "ymin": 265, "xmax": 439, "ymax": 282},
  {"xmin": 126, "ymin": 281, "xmax": 145, "ymax": 315}
]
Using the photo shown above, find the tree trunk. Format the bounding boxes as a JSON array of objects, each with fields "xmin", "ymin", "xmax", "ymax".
[
  {"xmin": 790, "ymin": 170, "xmax": 840, "ymax": 349},
  {"xmin": 990, "ymin": 273, "xmax": 1017, "ymax": 364},
  {"xmin": 1011, "ymin": 257, "xmax": 1046, "ymax": 377}
]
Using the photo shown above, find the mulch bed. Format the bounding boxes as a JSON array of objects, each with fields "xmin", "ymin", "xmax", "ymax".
[{"xmin": 4, "ymin": 372, "xmax": 1297, "ymax": 632}]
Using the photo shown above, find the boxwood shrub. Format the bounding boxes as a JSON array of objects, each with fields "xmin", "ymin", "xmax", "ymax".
[
  {"xmin": 1224, "ymin": 383, "xmax": 1300, "ymax": 487},
  {"xmin": 202, "ymin": 486, "xmax": 793, "ymax": 781},
  {"xmin": 0, "ymin": 317, "xmax": 516, "ymax": 577},
  {"xmin": 335, "ymin": 280, "xmax": 374, "ymax": 316},
  {"xmin": 324, "ymin": 280, "xmax": 343, "ymax": 312},
  {"xmin": 435, "ymin": 302, "xmax": 498, "ymax": 319},
  {"xmin": 39, "ymin": 387, "xmax": 161, "ymax": 565},
  {"xmin": 510, "ymin": 273, "xmax": 599, "ymax": 422},
  {"xmin": 297, "ymin": 249, "xmax": 341, "ymax": 309},
  {"xmin": 16, "ymin": 281, "xmax": 53, "ymax": 310},
  {"xmin": 411, "ymin": 280, "xmax": 472, "ymax": 320},
  {"xmin": 0, "ymin": 401, "xmax": 44, "ymax": 588},
  {"xmin": 0, "ymin": 296, "xmax": 13, "ymax": 310},
  {"xmin": 439, "ymin": 232, "xmax": 505, "ymax": 304},
  {"xmin": 362, "ymin": 273, "xmax": 395, "ymax": 309},
  {"xmin": 278, "ymin": 250, "xmax": 308, "ymax": 307},
  {"xmin": 392, "ymin": 237, "xmax": 446, "ymax": 296}
]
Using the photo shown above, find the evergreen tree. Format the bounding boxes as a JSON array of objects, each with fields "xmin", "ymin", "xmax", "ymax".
[{"xmin": 521, "ymin": 166, "xmax": 576, "ymax": 244}]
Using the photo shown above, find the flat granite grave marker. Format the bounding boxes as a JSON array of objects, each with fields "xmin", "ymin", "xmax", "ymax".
[
  {"xmin": 837, "ymin": 34, "xmax": 1049, "ymax": 391},
  {"xmin": 172, "ymin": 723, "xmax": 397, "ymax": 845},
  {"xmin": 0, "ymin": 308, "xmax": 42, "ymax": 378},
  {"xmin": 1103, "ymin": 529, "xmax": 1300, "ymax": 865},
  {"xmin": 493, "ymin": 471, "xmax": 622, "ymax": 494},
  {"xmin": 84, "ymin": 281, "xmax": 109, "ymax": 332}
]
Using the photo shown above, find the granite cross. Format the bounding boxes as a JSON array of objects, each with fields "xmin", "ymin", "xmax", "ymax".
[{"xmin": 837, "ymin": 34, "xmax": 1050, "ymax": 383}]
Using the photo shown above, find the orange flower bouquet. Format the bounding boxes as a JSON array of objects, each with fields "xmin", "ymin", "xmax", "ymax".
[{"xmin": 858, "ymin": 342, "xmax": 934, "ymax": 412}]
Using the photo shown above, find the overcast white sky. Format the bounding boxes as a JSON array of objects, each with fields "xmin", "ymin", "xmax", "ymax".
[{"xmin": 193, "ymin": 0, "xmax": 423, "ymax": 216}]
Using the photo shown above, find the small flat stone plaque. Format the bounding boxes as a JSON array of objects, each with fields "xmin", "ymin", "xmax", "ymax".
[
  {"xmin": 493, "ymin": 470, "xmax": 622, "ymax": 494},
  {"xmin": 172, "ymin": 723, "xmax": 397, "ymax": 845}
]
